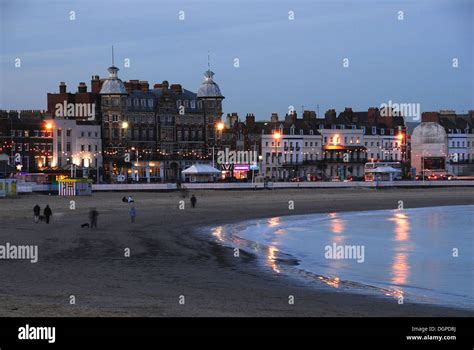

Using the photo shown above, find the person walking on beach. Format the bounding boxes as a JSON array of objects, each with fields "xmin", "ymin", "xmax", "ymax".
[
  {"xmin": 129, "ymin": 206, "xmax": 136, "ymax": 223},
  {"xmin": 43, "ymin": 205, "xmax": 52, "ymax": 224},
  {"xmin": 190, "ymin": 194, "xmax": 197, "ymax": 208},
  {"xmin": 33, "ymin": 204, "xmax": 41, "ymax": 223},
  {"xmin": 89, "ymin": 208, "xmax": 99, "ymax": 228}
]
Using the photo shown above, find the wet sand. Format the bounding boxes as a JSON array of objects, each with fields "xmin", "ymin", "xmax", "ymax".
[{"xmin": 0, "ymin": 187, "xmax": 473, "ymax": 316}]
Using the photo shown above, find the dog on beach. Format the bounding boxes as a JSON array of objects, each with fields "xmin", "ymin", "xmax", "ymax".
[{"xmin": 81, "ymin": 223, "xmax": 90, "ymax": 228}]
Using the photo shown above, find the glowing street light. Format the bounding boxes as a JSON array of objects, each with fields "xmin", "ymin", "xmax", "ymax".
[
  {"xmin": 216, "ymin": 122, "xmax": 224, "ymax": 131},
  {"xmin": 45, "ymin": 122, "xmax": 53, "ymax": 130},
  {"xmin": 122, "ymin": 121, "xmax": 129, "ymax": 129}
]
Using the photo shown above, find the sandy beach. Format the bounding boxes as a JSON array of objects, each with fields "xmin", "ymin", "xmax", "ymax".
[{"xmin": 0, "ymin": 187, "xmax": 473, "ymax": 317}]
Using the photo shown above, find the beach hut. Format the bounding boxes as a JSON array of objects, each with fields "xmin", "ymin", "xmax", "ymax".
[
  {"xmin": 58, "ymin": 179, "xmax": 93, "ymax": 196},
  {"xmin": 181, "ymin": 164, "xmax": 220, "ymax": 183},
  {"xmin": 0, "ymin": 179, "xmax": 17, "ymax": 197},
  {"xmin": 369, "ymin": 166, "xmax": 401, "ymax": 181}
]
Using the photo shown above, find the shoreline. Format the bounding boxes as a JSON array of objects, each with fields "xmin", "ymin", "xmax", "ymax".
[
  {"xmin": 202, "ymin": 205, "xmax": 474, "ymax": 312},
  {"xmin": 0, "ymin": 187, "xmax": 473, "ymax": 316}
]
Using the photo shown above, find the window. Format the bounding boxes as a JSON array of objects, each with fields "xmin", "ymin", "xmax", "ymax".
[
  {"xmin": 88, "ymin": 145, "xmax": 92, "ymax": 152},
  {"xmin": 81, "ymin": 145, "xmax": 85, "ymax": 151},
  {"xmin": 372, "ymin": 127, "xmax": 376, "ymax": 135},
  {"xmin": 362, "ymin": 127, "xmax": 366, "ymax": 133},
  {"xmin": 95, "ymin": 132, "xmax": 98, "ymax": 137},
  {"xmin": 299, "ymin": 129, "xmax": 303, "ymax": 135},
  {"xmin": 148, "ymin": 99, "xmax": 154, "ymax": 107},
  {"xmin": 24, "ymin": 130, "xmax": 29, "ymax": 137},
  {"xmin": 344, "ymin": 137, "xmax": 348, "ymax": 144},
  {"xmin": 66, "ymin": 142, "xmax": 71, "ymax": 152},
  {"xmin": 381, "ymin": 128, "xmax": 385, "ymax": 135},
  {"xmin": 134, "ymin": 99, "xmax": 139, "ymax": 107},
  {"xmin": 141, "ymin": 99, "xmax": 146, "ymax": 107},
  {"xmin": 81, "ymin": 131, "xmax": 85, "ymax": 137},
  {"xmin": 57, "ymin": 142, "xmax": 62, "ymax": 152},
  {"xmin": 191, "ymin": 100, "xmax": 196, "ymax": 108},
  {"xmin": 57, "ymin": 129, "xmax": 62, "ymax": 137},
  {"xmin": 66, "ymin": 129, "xmax": 71, "ymax": 137},
  {"xmin": 310, "ymin": 130, "xmax": 314, "ymax": 135},
  {"xmin": 88, "ymin": 132, "xmax": 91, "ymax": 137},
  {"xmin": 95, "ymin": 145, "xmax": 98, "ymax": 151},
  {"xmin": 390, "ymin": 129, "xmax": 394, "ymax": 135}
]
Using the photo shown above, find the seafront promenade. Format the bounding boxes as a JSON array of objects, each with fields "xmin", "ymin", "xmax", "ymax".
[{"xmin": 14, "ymin": 180, "xmax": 474, "ymax": 193}]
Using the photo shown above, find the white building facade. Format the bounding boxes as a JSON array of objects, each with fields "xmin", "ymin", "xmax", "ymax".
[{"xmin": 52, "ymin": 119, "xmax": 102, "ymax": 172}]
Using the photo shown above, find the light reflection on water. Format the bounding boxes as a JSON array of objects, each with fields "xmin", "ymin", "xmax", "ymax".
[
  {"xmin": 210, "ymin": 206, "xmax": 474, "ymax": 309},
  {"xmin": 267, "ymin": 246, "xmax": 280, "ymax": 273}
]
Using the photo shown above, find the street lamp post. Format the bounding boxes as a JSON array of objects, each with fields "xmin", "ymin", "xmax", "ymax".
[
  {"xmin": 273, "ymin": 131, "xmax": 281, "ymax": 181},
  {"xmin": 213, "ymin": 122, "xmax": 224, "ymax": 169}
]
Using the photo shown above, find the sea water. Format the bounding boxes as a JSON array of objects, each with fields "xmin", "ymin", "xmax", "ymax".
[{"xmin": 209, "ymin": 205, "xmax": 474, "ymax": 309}]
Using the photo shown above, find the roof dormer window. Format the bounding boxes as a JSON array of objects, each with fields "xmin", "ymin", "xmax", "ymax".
[{"xmin": 372, "ymin": 127, "xmax": 376, "ymax": 135}]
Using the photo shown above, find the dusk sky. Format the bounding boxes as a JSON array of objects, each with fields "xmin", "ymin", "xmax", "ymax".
[{"xmin": 1, "ymin": 0, "xmax": 473, "ymax": 120}]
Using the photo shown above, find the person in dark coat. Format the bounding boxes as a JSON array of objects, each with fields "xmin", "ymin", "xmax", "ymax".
[
  {"xmin": 190, "ymin": 194, "xmax": 197, "ymax": 208},
  {"xmin": 43, "ymin": 205, "xmax": 52, "ymax": 224},
  {"xmin": 33, "ymin": 204, "xmax": 41, "ymax": 223},
  {"xmin": 89, "ymin": 208, "xmax": 99, "ymax": 228},
  {"xmin": 129, "ymin": 207, "xmax": 136, "ymax": 223}
]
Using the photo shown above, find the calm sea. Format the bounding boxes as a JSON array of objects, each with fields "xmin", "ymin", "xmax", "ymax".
[{"xmin": 208, "ymin": 205, "xmax": 474, "ymax": 309}]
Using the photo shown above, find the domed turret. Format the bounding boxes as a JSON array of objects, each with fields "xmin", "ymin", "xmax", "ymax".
[
  {"xmin": 100, "ymin": 66, "xmax": 127, "ymax": 95},
  {"xmin": 197, "ymin": 70, "xmax": 223, "ymax": 98}
]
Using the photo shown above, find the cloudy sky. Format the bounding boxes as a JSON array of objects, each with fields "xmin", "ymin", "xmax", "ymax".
[{"xmin": 0, "ymin": 0, "xmax": 472, "ymax": 120}]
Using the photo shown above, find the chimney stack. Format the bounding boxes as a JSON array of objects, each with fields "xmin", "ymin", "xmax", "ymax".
[
  {"xmin": 227, "ymin": 113, "xmax": 238, "ymax": 128},
  {"xmin": 59, "ymin": 82, "xmax": 66, "ymax": 94},
  {"xmin": 324, "ymin": 109, "xmax": 336, "ymax": 125},
  {"xmin": 91, "ymin": 76, "xmax": 101, "ymax": 93},
  {"xmin": 78, "ymin": 82, "xmax": 87, "ymax": 93},
  {"xmin": 368, "ymin": 107, "xmax": 378, "ymax": 126},
  {"xmin": 140, "ymin": 81, "xmax": 149, "ymax": 92},
  {"xmin": 271, "ymin": 113, "xmax": 279, "ymax": 123},
  {"xmin": 303, "ymin": 110, "xmax": 316, "ymax": 123},
  {"xmin": 170, "ymin": 84, "xmax": 182, "ymax": 94},
  {"xmin": 245, "ymin": 113, "xmax": 255, "ymax": 128},
  {"xmin": 421, "ymin": 112, "xmax": 440, "ymax": 123}
]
